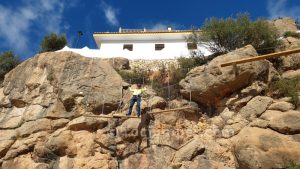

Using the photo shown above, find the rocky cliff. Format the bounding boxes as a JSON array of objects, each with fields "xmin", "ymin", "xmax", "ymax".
[
  {"xmin": 1, "ymin": 39, "xmax": 300, "ymax": 169},
  {"xmin": 269, "ymin": 17, "xmax": 298, "ymax": 36}
]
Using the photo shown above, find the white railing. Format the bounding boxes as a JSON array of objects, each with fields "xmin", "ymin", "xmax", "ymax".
[
  {"xmin": 119, "ymin": 27, "xmax": 194, "ymax": 33},
  {"xmin": 119, "ymin": 28, "xmax": 145, "ymax": 33}
]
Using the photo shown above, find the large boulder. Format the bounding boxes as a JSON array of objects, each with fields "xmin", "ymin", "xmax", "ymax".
[
  {"xmin": 180, "ymin": 45, "xmax": 269, "ymax": 106},
  {"xmin": 147, "ymin": 96, "xmax": 166, "ymax": 110},
  {"xmin": 1, "ymin": 154, "xmax": 37, "ymax": 169},
  {"xmin": 0, "ymin": 130, "xmax": 16, "ymax": 159},
  {"xmin": 281, "ymin": 37, "xmax": 300, "ymax": 50},
  {"xmin": 53, "ymin": 153, "xmax": 117, "ymax": 169},
  {"xmin": 278, "ymin": 37, "xmax": 300, "ymax": 71},
  {"xmin": 233, "ymin": 127, "xmax": 300, "ymax": 169},
  {"xmin": 269, "ymin": 17, "xmax": 298, "ymax": 36},
  {"xmin": 67, "ymin": 116, "xmax": 108, "ymax": 131},
  {"xmin": 122, "ymin": 146, "xmax": 176, "ymax": 169},
  {"xmin": 45, "ymin": 130, "xmax": 95, "ymax": 158},
  {"xmin": 0, "ymin": 52, "xmax": 125, "ymax": 168},
  {"xmin": 0, "ymin": 107, "xmax": 25, "ymax": 129},
  {"xmin": 4, "ymin": 132, "xmax": 48, "ymax": 160},
  {"xmin": 1, "ymin": 52, "xmax": 123, "ymax": 115},
  {"xmin": 268, "ymin": 110, "xmax": 300, "ymax": 134},
  {"xmin": 116, "ymin": 118, "xmax": 143, "ymax": 142},
  {"xmin": 105, "ymin": 57, "xmax": 130, "ymax": 70},
  {"xmin": 16, "ymin": 118, "xmax": 52, "ymax": 137},
  {"xmin": 180, "ymin": 156, "xmax": 230, "ymax": 169},
  {"xmin": 239, "ymin": 96, "xmax": 273, "ymax": 121},
  {"xmin": 173, "ymin": 139, "xmax": 205, "ymax": 163},
  {"xmin": 268, "ymin": 101, "xmax": 295, "ymax": 112},
  {"xmin": 281, "ymin": 53, "xmax": 300, "ymax": 71},
  {"xmin": 282, "ymin": 69, "xmax": 300, "ymax": 79},
  {"xmin": 152, "ymin": 109, "xmax": 180, "ymax": 125}
]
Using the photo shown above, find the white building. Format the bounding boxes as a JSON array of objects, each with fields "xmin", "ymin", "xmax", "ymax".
[{"xmin": 59, "ymin": 27, "xmax": 212, "ymax": 60}]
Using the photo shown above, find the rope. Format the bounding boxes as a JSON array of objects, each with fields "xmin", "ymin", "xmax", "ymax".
[
  {"xmin": 255, "ymin": 44, "xmax": 286, "ymax": 52},
  {"xmin": 116, "ymin": 89, "xmax": 131, "ymax": 113},
  {"xmin": 81, "ymin": 44, "xmax": 294, "ymax": 114},
  {"xmin": 189, "ymin": 84, "xmax": 192, "ymax": 106},
  {"xmin": 101, "ymin": 95, "xmax": 105, "ymax": 114},
  {"xmin": 167, "ymin": 70, "xmax": 171, "ymax": 110}
]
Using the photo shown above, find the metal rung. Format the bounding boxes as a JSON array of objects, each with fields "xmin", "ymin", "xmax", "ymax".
[
  {"xmin": 83, "ymin": 114, "xmax": 140, "ymax": 118},
  {"xmin": 148, "ymin": 106, "xmax": 193, "ymax": 114}
]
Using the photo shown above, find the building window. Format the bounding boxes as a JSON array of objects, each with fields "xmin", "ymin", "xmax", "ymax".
[
  {"xmin": 123, "ymin": 44, "xmax": 133, "ymax": 51},
  {"xmin": 155, "ymin": 44, "xmax": 165, "ymax": 51},
  {"xmin": 187, "ymin": 43, "xmax": 197, "ymax": 50}
]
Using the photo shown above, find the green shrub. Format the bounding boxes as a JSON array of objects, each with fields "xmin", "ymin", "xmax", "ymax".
[
  {"xmin": 47, "ymin": 72, "xmax": 54, "ymax": 81},
  {"xmin": 0, "ymin": 51, "xmax": 20, "ymax": 82},
  {"xmin": 189, "ymin": 13, "xmax": 281, "ymax": 55},
  {"xmin": 283, "ymin": 31, "xmax": 300, "ymax": 39},
  {"xmin": 151, "ymin": 79, "xmax": 168, "ymax": 98},
  {"xmin": 40, "ymin": 33, "xmax": 67, "ymax": 53},
  {"xmin": 169, "ymin": 64, "xmax": 186, "ymax": 84},
  {"xmin": 151, "ymin": 64, "xmax": 168, "ymax": 98},
  {"xmin": 271, "ymin": 77, "xmax": 300, "ymax": 106},
  {"xmin": 151, "ymin": 64, "xmax": 184, "ymax": 100},
  {"xmin": 177, "ymin": 56, "xmax": 207, "ymax": 69},
  {"xmin": 286, "ymin": 161, "xmax": 300, "ymax": 169},
  {"xmin": 117, "ymin": 68, "xmax": 147, "ymax": 84},
  {"xmin": 171, "ymin": 165, "xmax": 180, "ymax": 169}
]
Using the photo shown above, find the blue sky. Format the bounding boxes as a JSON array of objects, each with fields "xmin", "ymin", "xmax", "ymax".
[{"xmin": 0, "ymin": 0, "xmax": 300, "ymax": 60}]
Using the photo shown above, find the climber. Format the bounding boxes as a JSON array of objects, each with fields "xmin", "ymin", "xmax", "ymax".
[{"xmin": 126, "ymin": 83, "xmax": 146, "ymax": 117}]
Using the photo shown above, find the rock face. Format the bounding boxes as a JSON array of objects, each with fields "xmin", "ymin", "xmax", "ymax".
[
  {"xmin": 268, "ymin": 101, "xmax": 295, "ymax": 112},
  {"xmin": 0, "ymin": 52, "xmax": 124, "ymax": 168},
  {"xmin": 1, "ymin": 51, "xmax": 123, "ymax": 116},
  {"xmin": 105, "ymin": 57, "xmax": 130, "ymax": 70},
  {"xmin": 282, "ymin": 37, "xmax": 300, "ymax": 50},
  {"xmin": 173, "ymin": 139, "xmax": 205, "ymax": 163},
  {"xmin": 239, "ymin": 96, "xmax": 273, "ymax": 121},
  {"xmin": 278, "ymin": 36, "xmax": 300, "ymax": 72},
  {"xmin": 180, "ymin": 45, "xmax": 269, "ymax": 106},
  {"xmin": 282, "ymin": 69, "xmax": 300, "ymax": 79},
  {"xmin": 234, "ymin": 127, "xmax": 300, "ymax": 169},
  {"xmin": 269, "ymin": 17, "xmax": 298, "ymax": 35},
  {"xmin": 268, "ymin": 110, "xmax": 300, "ymax": 134},
  {"xmin": 281, "ymin": 53, "xmax": 300, "ymax": 71},
  {"xmin": 1, "ymin": 46, "xmax": 300, "ymax": 169}
]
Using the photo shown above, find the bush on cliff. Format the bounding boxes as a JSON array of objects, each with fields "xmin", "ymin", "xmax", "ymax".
[
  {"xmin": 151, "ymin": 64, "xmax": 183, "ymax": 100},
  {"xmin": 286, "ymin": 161, "xmax": 300, "ymax": 169},
  {"xmin": 188, "ymin": 13, "xmax": 281, "ymax": 55},
  {"xmin": 0, "ymin": 51, "xmax": 20, "ymax": 83},
  {"xmin": 270, "ymin": 77, "xmax": 300, "ymax": 106},
  {"xmin": 283, "ymin": 31, "xmax": 300, "ymax": 39},
  {"xmin": 40, "ymin": 33, "xmax": 67, "ymax": 53},
  {"xmin": 117, "ymin": 68, "xmax": 148, "ymax": 84}
]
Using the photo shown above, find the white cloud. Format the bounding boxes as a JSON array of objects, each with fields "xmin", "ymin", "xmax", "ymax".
[
  {"xmin": 151, "ymin": 23, "xmax": 170, "ymax": 30},
  {"xmin": 0, "ymin": 0, "xmax": 75, "ymax": 55},
  {"xmin": 100, "ymin": 1, "xmax": 119, "ymax": 26},
  {"xmin": 144, "ymin": 21, "xmax": 183, "ymax": 30},
  {"xmin": 267, "ymin": 0, "xmax": 300, "ymax": 19}
]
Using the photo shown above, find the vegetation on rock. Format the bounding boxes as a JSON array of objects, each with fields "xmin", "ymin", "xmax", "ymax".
[
  {"xmin": 177, "ymin": 56, "xmax": 208, "ymax": 70},
  {"xmin": 117, "ymin": 63, "xmax": 188, "ymax": 100},
  {"xmin": 270, "ymin": 77, "xmax": 300, "ymax": 106},
  {"xmin": 286, "ymin": 161, "xmax": 300, "ymax": 169},
  {"xmin": 188, "ymin": 13, "xmax": 281, "ymax": 55},
  {"xmin": 283, "ymin": 31, "xmax": 300, "ymax": 39},
  {"xmin": 0, "ymin": 51, "xmax": 20, "ymax": 83},
  {"xmin": 40, "ymin": 33, "xmax": 67, "ymax": 53},
  {"xmin": 117, "ymin": 68, "xmax": 148, "ymax": 84},
  {"xmin": 2, "ymin": 17, "xmax": 300, "ymax": 169}
]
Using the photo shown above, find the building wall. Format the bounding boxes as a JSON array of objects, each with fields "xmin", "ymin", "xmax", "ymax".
[
  {"xmin": 98, "ymin": 39, "xmax": 211, "ymax": 60},
  {"xmin": 58, "ymin": 32, "xmax": 212, "ymax": 60}
]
